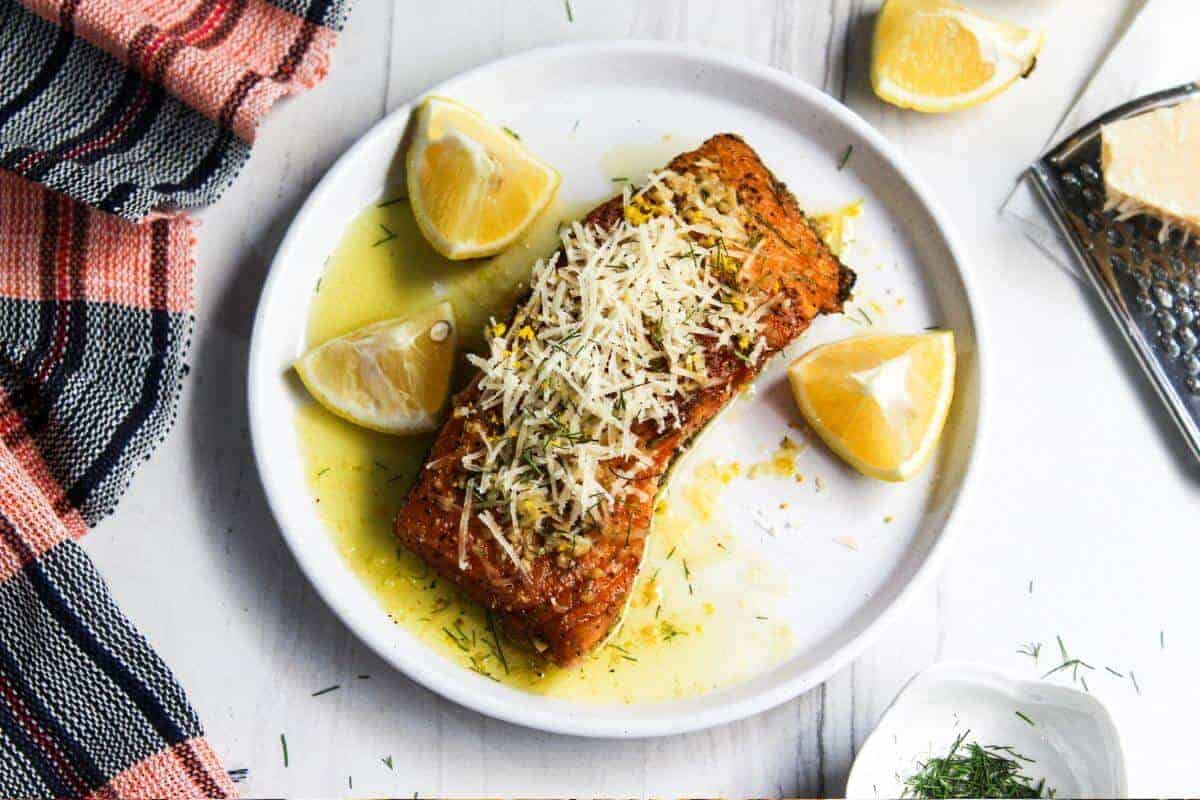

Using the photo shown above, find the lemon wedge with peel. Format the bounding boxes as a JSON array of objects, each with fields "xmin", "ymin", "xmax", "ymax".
[
  {"xmin": 295, "ymin": 302, "xmax": 457, "ymax": 435},
  {"xmin": 407, "ymin": 97, "xmax": 560, "ymax": 260},
  {"xmin": 871, "ymin": 0, "xmax": 1043, "ymax": 113},
  {"xmin": 788, "ymin": 331, "xmax": 955, "ymax": 481}
]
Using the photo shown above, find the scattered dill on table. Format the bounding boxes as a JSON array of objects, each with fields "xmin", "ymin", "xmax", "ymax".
[
  {"xmin": 311, "ymin": 684, "xmax": 340, "ymax": 697},
  {"xmin": 901, "ymin": 731, "xmax": 1052, "ymax": 799},
  {"xmin": 382, "ymin": 755, "xmax": 394, "ymax": 770},
  {"xmin": 279, "ymin": 733, "xmax": 289, "ymax": 767},
  {"xmin": 1041, "ymin": 636, "xmax": 1093, "ymax": 685},
  {"xmin": 1016, "ymin": 641, "xmax": 1041, "ymax": 662},
  {"xmin": 564, "ymin": 0, "xmax": 573, "ymax": 22},
  {"xmin": 1014, "ymin": 710, "xmax": 1035, "ymax": 726}
]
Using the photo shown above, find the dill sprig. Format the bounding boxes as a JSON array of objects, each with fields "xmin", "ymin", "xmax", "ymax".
[
  {"xmin": 837, "ymin": 144, "xmax": 854, "ymax": 171},
  {"xmin": 1016, "ymin": 642, "xmax": 1041, "ymax": 662},
  {"xmin": 1041, "ymin": 636, "xmax": 1094, "ymax": 685},
  {"xmin": 372, "ymin": 224, "xmax": 397, "ymax": 247},
  {"xmin": 901, "ymin": 731, "xmax": 1052, "ymax": 798},
  {"xmin": 486, "ymin": 612, "xmax": 509, "ymax": 675}
]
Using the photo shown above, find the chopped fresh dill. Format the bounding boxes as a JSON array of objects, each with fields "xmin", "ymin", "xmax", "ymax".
[
  {"xmin": 279, "ymin": 733, "xmax": 289, "ymax": 767},
  {"xmin": 357, "ymin": 674, "xmax": 370, "ymax": 680},
  {"xmin": 564, "ymin": 0, "xmax": 573, "ymax": 21},
  {"xmin": 1041, "ymin": 637, "xmax": 1094, "ymax": 685},
  {"xmin": 1160, "ymin": 630, "xmax": 1165, "ymax": 649},
  {"xmin": 1130, "ymin": 670, "xmax": 1141, "ymax": 695},
  {"xmin": 377, "ymin": 196, "xmax": 407, "ymax": 207},
  {"xmin": 607, "ymin": 643, "xmax": 638, "ymax": 662},
  {"xmin": 1042, "ymin": 657, "xmax": 1094, "ymax": 683},
  {"xmin": 901, "ymin": 731, "xmax": 1050, "ymax": 799},
  {"xmin": 837, "ymin": 144, "xmax": 853, "ymax": 171},
  {"xmin": 1017, "ymin": 642, "xmax": 1041, "ymax": 662},
  {"xmin": 311, "ymin": 684, "xmax": 340, "ymax": 697},
  {"xmin": 314, "ymin": 277, "xmax": 322, "ymax": 293},
  {"xmin": 382, "ymin": 755, "xmax": 394, "ymax": 770},
  {"xmin": 372, "ymin": 223, "xmax": 397, "ymax": 247},
  {"xmin": 858, "ymin": 307, "xmax": 873, "ymax": 326},
  {"xmin": 316, "ymin": 467, "xmax": 330, "ymax": 478},
  {"xmin": 502, "ymin": 126, "xmax": 521, "ymax": 140},
  {"xmin": 611, "ymin": 177, "xmax": 630, "ymax": 183},
  {"xmin": 1014, "ymin": 710, "xmax": 1035, "ymax": 726},
  {"xmin": 487, "ymin": 612, "xmax": 509, "ymax": 675},
  {"xmin": 1104, "ymin": 666, "xmax": 1124, "ymax": 678}
]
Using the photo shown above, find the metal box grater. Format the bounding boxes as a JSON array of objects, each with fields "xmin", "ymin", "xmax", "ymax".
[{"xmin": 1029, "ymin": 83, "xmax": 1200, "ymax": 463}]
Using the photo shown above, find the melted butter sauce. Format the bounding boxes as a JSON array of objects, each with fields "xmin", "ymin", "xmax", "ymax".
[{"xmin": 295, "ymin": 182, "xmax": 793, "ymax": 704}]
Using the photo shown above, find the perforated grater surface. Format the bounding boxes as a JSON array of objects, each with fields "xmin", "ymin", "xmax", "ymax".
[{"xmin": 1030, "ymin": 83, "xmax": 1200, "ymax": 463}]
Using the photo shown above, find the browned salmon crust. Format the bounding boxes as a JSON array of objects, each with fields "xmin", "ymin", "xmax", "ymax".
[{"xmin": 394, "ymin": 134, "xmax": 855, "ymax": 666}]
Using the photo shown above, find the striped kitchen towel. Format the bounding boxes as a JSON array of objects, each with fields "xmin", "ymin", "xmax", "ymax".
[{"xmin": 0, "ymin": 0, "xmax": 350, "ymax": 796}]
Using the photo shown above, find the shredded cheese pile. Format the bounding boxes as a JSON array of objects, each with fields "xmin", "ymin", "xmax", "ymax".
[{"xmin": 457, "ymin": 170, "xmax": 769, "ymax": 571}]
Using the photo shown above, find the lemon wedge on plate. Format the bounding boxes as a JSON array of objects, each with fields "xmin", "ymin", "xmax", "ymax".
[
  {"xmin": 871, "ymin": 0, "xmax": 1043, "ymax": 113},
  {"xmin": 295, "ymin": 302, "xmax": 457, "ymax": 435},
  {"xmin": 407, "ymin": 97, "xmax": 560, "ymax": 260},
  {"xmin": 788, "ymin": 331, "xmax": 956, "ymax": 482}
]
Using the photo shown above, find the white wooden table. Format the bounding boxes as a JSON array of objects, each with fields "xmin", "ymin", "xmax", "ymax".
[{"xmin": 85, "ymin": 0, "xmax": 1200, "ymax": 795}]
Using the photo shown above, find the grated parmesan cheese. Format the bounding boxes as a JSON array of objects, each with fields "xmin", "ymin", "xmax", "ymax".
[{"xmin": 457, "ymin": 168, "xmax": 769, "ymax": 570}]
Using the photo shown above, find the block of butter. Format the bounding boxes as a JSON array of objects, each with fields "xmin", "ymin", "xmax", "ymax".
[{"xmin": 1101, "ymin": 96, "xmax": 1200, "ymax": 239}]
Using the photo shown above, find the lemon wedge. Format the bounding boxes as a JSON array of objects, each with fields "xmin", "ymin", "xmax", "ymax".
[
  {"xmin": 788, "ymin": 331, "xmax": 955, "ymax": 481},
  {"xmin": 871, "ymin": 0, "xmax": 1043, "ymax": 113},
  {"xmin": 406, "ymin": 97, "xmax": 560, "ymax": 260},
  {"xmin": 295, "ymin": 302, "xmax": 457, "ymax": 435}
]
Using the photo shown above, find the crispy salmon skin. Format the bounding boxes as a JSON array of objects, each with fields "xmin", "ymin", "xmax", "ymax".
[{"xmin": 394, "ymin": 134, "xmax": 854, "ymax": 666}]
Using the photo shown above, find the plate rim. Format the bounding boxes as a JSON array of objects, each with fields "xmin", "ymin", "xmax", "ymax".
[{"xmin": 247, "ymin": 39, "xmax": 990, "ymax": 738}]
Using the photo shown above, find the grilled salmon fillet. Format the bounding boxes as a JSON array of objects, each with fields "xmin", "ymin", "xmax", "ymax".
[{"xmin": 394, "ymin": 134, "xmax": 855, "ymax": 666}]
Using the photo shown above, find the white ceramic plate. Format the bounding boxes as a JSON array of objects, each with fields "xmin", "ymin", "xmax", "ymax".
[
  {"xmin": 845, "ymin": 662, "xmax": 1128, "ymax": 797},
  {"xmin": 248, "ymin": 41, "xmax": 986, "ymax": 738}
]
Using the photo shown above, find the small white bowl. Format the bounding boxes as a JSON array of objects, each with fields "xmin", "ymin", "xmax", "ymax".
[{"xmin": 846, "ymin": 662, "xmax": 1127, "ymax": 798}]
